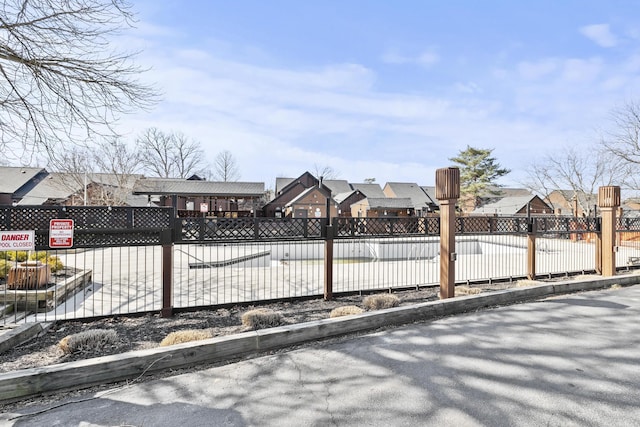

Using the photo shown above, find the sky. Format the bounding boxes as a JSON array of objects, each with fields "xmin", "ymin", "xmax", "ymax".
[{"xmin": 115, "ymin": 0, "xmax": 640, "ymax": 190}]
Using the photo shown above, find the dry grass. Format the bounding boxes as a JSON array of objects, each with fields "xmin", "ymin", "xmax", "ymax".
[
  {"xmin": 241, "ymin": 308, "xmax": 284, "ymax": 330},
  {"xmin": 58, "ymin": 329, "xmax": 118, "ymax": 354},
  {"xmin": 330, "ymin": 305, "xmax": 364, "ymax": 318},
  {"xmin": 363, "ymin": 294, "xmax": 400, "ymax": 310},
  {"xmin": 455, "ymin": 285, "xmax": 482, "ymax": 295},
  {"xmin": 610, "ymin": 284, "xmax": 623, "ymax": 290},
  {"xmin": 159, "ymin": 329, "xmax": 213, "ymax": 347},
  {"xmin": 516, "ymin": 280, "xmax": 541, "ymax": 287}
]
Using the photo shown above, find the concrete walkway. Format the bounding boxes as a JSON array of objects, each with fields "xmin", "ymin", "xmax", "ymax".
[{"xmin": 3, "ymin": 285, "xmax": 640, "ymax": 426}]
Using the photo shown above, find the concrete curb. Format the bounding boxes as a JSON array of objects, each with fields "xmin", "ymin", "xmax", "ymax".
[
  {"xmin": 0, "ymin": 323, "xmax": 51, "ymax": 355},
  {"xmin": 0, "ymin": 273, "xmax": 638, "ymax": 403}
]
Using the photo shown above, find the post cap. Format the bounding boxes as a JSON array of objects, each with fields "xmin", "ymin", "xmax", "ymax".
[
  {"xmin": 598, "ymin": 186, "xmax": 620, "ymax": 208},
  {"xmin": 435, "ymin": 167, "xmax": 460, "ymax": 200}
]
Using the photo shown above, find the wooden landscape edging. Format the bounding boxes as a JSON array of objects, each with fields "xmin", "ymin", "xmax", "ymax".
[{"xmin": 0, "ymin": 273, "xmax": 639, "ymax": 403}]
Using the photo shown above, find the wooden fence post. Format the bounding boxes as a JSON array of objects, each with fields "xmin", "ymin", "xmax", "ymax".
[
  {"xmin": 598, "ymin": 186, "xmax": 620, "ymax": 277},
  {"xmin": 160, "ymin": 228, "xmax": 174, "ymax": 317},
  {"xmin": 435, "ymin": 167, "xmax": 460, "ymax": 299},
  {"xmin": 324, "ymin": 222, "xmax": 334, "ymax": 300},
  {"xmin": 527, "ymin": 219, "xmax": 536, "ymax": 280}
]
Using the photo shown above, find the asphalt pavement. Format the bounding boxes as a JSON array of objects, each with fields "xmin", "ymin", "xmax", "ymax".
[{"xmin": 2, "ymin": 285, "xmax": 640, "ymax": 427}]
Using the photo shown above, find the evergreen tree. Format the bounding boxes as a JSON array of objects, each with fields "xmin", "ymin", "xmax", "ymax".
[{"xmin": 449, "ymin": 146, "xmax": 510, "ymax": 209}]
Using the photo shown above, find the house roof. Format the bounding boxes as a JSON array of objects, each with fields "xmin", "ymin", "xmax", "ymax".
[
  {"xmin": 0, "ymin": 166, "xmax": 47, "ymax": 194},
  {"xmin": 350, "ymin": 183, "xmax": 385, "ymax": 198},
  {"xmin": 275, "ymin": 177, "xmax": 295, "ymax": 195},
  {"xmin": 17, "ymin": 173, "xmax": 79, "ymax": 205},
  {"xmin": 285, "ymin": 186, "xmax": 332, "ymax": 206},
  {"xmin": 384, "ymin": 182, "xmax": 437, "ymax": 210},
  {"xmin": 132, "ymin": 178, "xmax": 265, "ymax": 197},
  {"xmin": 322, "ymin": 180, "xmax": 351, "ymax": 195},
  {"xmin": 472, "ymin": 195, "xmax": 549, "ymax": 215},
  {"xmin": 421, "ymin": 186, "xmax": 440, "ymax": 207},
  {"xmin": 366, "ymin": 197, "xmax": 414, "ymax": 209},
  {"xmin": 333, "ymin": 190, "xmax": 359, "ymax": 204}
]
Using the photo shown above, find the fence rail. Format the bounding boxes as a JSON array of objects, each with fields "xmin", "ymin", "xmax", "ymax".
[{"xmin": 1, "ymin": 206, "xmax": 639, "ymax": 324}]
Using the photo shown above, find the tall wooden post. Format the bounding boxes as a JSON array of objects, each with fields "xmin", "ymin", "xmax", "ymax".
[
  {"xmin": 598, "ymin": 186, "xmax": 620, "ymax": 277},
  {"xmin": 324, "ymin": 224, "xmax": 334, "ymax": 301},
  {"xmin": 160, "ymin": 228, "xmax": 174, "ymax": 317},
  {"xmin": 527, "ymin": 220, "xmax": 536, "ymax": 280},
  {"xmin": 436, "ymin": 167, "xmax": 460, "ymax": 299}
]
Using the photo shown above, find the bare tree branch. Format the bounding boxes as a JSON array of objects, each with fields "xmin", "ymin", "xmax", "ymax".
[
  {"xmin": 136, "ymin": 128, "xmax": 205, "ymax": 178},
  {"xmin": 213, "ymin": 150, "xmax": 240, "ymax": 182},
  {"xmin": 0, "ymin": 0, "xmax": 157, "ymax": 159}
]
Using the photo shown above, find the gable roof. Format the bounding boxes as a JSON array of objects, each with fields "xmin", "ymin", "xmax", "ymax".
[
  {"xmin": 17, "ymin": 173, "xmax": 80, "ymax": 205},
  {"xmin": 421, "ymin": 186, "xmax": 440, "ymax": 207},
  {"xmin": 0, "ymin": 166, "xmax": 47, "ymax": 194},
  {"xmin": 350, "ymin": 183, "xmax": 386, "ymax": 198},
  {"xmin": 322, "ymin": 179, "xmax": 351, "ymax": 195},
  {"xmin": 285, "ymin": 186, "xmax": 332, "ymax": 206},
  {"xmin": 275, "ymin": 177, "xmax": 295, "ymax": 195},
  {"xmin": 384, "ymin": 182, "xmax": 437, "ymax": 210},
  {"xmin": 133, "ymin": 178, "xmax": 264, "ymax": 197}
]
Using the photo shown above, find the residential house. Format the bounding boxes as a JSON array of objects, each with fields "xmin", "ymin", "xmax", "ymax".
[
  {"xmin": 333, "ymin": 182, "xmax": 386, "ymax": 217},
  {"xmin": 546, "ymin": 190, "xmax": 597, "ymax": 217},
  {"xmin": 133, "ymin": 177, "xmax": 266, "ymax": 217},
  {"xmin": 264, "ymin": 172, "xmax": 321, "ymax": 217},
  {"xmin": 15, "ymin": 171, "xmax": 145, "ymax": 206},
  {"xmin": 284, "ymin": 186, "xmax": 338, "ymax": 218},
  {"xmin": 383, "ymin": 182, "xmax": 438, "ymax": 216},
  {"xmin": 350, "ymin": 197, "xmax": 414, "ymax": 217}
]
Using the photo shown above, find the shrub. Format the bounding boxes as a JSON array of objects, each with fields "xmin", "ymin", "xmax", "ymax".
[
  {"xmin": 29, "ymin": 252, "xmax": 64, "ymax": 273},
  {"xmin": 363, "ymin": 294, "xmax": 400, "ymax": 310},
  {"xmin": 330, "ymin": 305, "xmax": 364, "ymax": 318},
  {"xmin": 3, "ymin": 251, "xmax": 28, "ymax": 262},
  {"xmin": 159, "ymin": 329, "xmax": 213, "ymax": 346},
  {"xmin": 58, "ymin": 329, "xmax": 118, "ymax": 354},
  {"xmin": 0, "ymin": 259, "xmax": 9, "ymax": 280},
  {"xmin": 241, "ymin": 308, "xmax": 284, "ymax": 330}
]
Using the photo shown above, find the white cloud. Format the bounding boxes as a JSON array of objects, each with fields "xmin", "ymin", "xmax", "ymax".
[{"xmin": 580, "ymin": 24, "xmax": 618, "ymax": 47}]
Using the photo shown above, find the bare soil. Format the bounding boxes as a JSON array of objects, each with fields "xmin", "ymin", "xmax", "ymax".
[{"xmin": 0, "ymin": 282, "xmax": 520, "ymax": 374}]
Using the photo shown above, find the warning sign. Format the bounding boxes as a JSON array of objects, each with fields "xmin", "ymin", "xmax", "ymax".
[
  {"xmin": 49, "ymin": 219, "xmax": 74, "ymax": 248},
  {"xmin": 0, "ymin": 230, "xmax": 35, "ymax": 251}
]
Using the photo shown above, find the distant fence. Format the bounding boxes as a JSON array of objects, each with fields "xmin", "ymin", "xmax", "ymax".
[{"xmin": 1, "ymin": 206, "xmax": 639, "ymax": 324}]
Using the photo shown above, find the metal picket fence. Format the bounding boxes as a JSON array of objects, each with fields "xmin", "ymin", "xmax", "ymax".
[{"xmin": 1, "ymin": 206, "xmax": 639, "ymax": 324}]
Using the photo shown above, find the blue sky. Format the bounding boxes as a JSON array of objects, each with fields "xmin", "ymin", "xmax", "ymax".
[{"xmin": 118, "ymin": 1, "xmax": 640, "ymax": 189}]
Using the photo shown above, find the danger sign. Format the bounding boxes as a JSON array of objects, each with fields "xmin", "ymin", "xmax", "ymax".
[
  {"xmin": 0, "ymin": 230, "xmax": 35, "ymax": 251},
  {"xmin": 49, "ymin": 219, "xmax": 74, "ymax": 248}
]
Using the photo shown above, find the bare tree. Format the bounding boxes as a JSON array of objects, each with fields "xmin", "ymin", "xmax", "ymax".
[
  {"xmin": 213, "ymin": 150, "xmax": 240, "ymax": 182},
  {"xmin": 91, "ymin": 138, "xmax": 142, "ymax": 205},
  {"xmin": 312, "ymin": 164, "xmax": 339, "ymax": 180},
  {"xmin": 603, "ymin": 100, "xmax": 640, "ymax": 190},
  {"xmin": 48, "ymin": 138, "xmax": 141, "ymax": 205},
  {"xmin": 524, "ymin": 145, "xmax": 630, "ymax": 213},
  {"xmin": 136, "ymin": 128, "xmax": 205, "ymax": 178},
  {"xmin": 0, "ymin": 0, "xmax": 156, "ymax": 159}
]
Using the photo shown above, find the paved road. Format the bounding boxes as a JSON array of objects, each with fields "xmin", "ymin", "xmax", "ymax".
[{"xmin": 3, "ymin": 285, "xmax": 640, "ymax": 426}]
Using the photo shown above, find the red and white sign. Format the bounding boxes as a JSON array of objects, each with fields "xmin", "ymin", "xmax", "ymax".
[
  {"xmin": 200, "ymin": 203, "xmax": 209, "ymax": 213},
  {"xmin": 49, "ymin": 219, "xmax": 74, "ymax": 248},
  {"xmin": 0, "ymin": 230, "xmax": 35, "ymax": 251}
]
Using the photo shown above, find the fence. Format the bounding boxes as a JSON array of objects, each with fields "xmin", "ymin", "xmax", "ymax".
[{"xmin": 1, "ymin": 206, "xmax": 639, "ymax": 324}]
